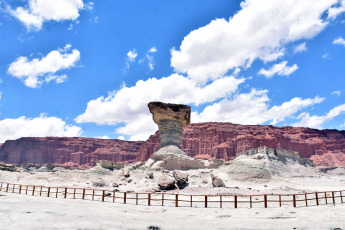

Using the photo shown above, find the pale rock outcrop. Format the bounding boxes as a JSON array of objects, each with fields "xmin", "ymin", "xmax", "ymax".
[
  {"xmin": 147, "ymin": 145, "xmax": 223, "ymax": 170},
  {"xmin": 148, "ymin": 102, "xmax": 190, "ymax": 147}
]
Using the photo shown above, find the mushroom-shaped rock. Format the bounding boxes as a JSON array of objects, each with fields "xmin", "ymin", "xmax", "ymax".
[{"xmin": 148, "ymin": 102, "xmax": 191, "ymax": 147}]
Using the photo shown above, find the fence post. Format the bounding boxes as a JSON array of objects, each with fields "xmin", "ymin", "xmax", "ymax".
[
  {"xmin": 26, "ymin": 185, "xmax": 28, "ymax": 195},
  {"xmin": 325, "ymin": 192, "xmax": 327, "ymax": 204},
  {"xmin": 279, "ymin": 195, "xmax": 281, "ymax": 207},
  {"xmin": 12, "ymin": 184, "xmax": 15, "ymax": 193},
  {"xmin": 176, "ymin": 194, "xmax": 179, "ymax": 207},
  {"xmin": 40, "ymin": 187, "xmax": 42, "ymax": 196},
  {"xmin": 190, "ymin": 195, "xmax": 193, "ymax": 207},
  {"xmin": 73, "ymin": 189, "xmax": 76, "ymax": 199},
  {"xmin": 332, "ymin": 192, "xmax": 335, "ymax": 204},
  {"xmin": 148, "ymin": 193, "xmax": 151, "ymax": 206},
  {"xmin": 19, "ymin": 185, "xmax": 22, "ymax": 194},
  {"xmin": 305, "ymin": 193, "xmax": 308, "ymax": 206},
  {"xmin": 250, "ymin": 196, "xmax": 252, "ymax": 208},
  {"xmin": 293, "ymin": 195, "xmax": 296, "ymax": 207},
  {"xmin": 341, "ymin": 191, "xmax": 343, "ymax": 203},
  {"xmin": 32, "ymin": 186, "xmax": 35, "ymax": 196},
  {"xmin": 92, "ymin": 190, "xmax": 95, "ymax": 201},
  {"xmin": 47, "ymin": 187, "xmax": 51, "ymax": 197},
  {"xmin": 135, "ymin": 193, "xmax": 138, "ymax": 205},
  {"xmin": 204, "ymin": 195, "xmax": 207, "ymax": 208},
  {"xmin": 264, "ymin": 195, "xmax": 268, "ymax": 208},
  {"xmin": 64, "ymin": 188, "xmax": 67, "ymax": 199},
  {"xmin": 113, "ymin": 191, "xmax": 116, "ymax": 203},
  {"xmin": 6, "ymin": 183, "xmax": 9, "ymax": 192},
  {"xmin": 162, "ymin": 194, "xmax": 164, "ymax": 206},
  {"xmin": 124, "ymin": 192, "xmax": 127, "ymax": 204},
  {"xmin": 0, "ymin": 182, "xmax": 3, "ymax": 191},
  {"xmin": 102, "ymin": 190, "xmax": 105, "ymax": 202},
  {"xmin": 316, "ymin": 193, "xmax": 319, "ymax": 205},
  {"xmin": 82, "ymin": 189, "xmax": 85, "ymax": 199},
  {"xmin": 56, "ymin": 188, "xmax": 58, "ymax": 198},
  {"xmin": 220, "ymin": 195, "xmax": 222, "ymax": 208},
  {"xmin": 235, "ymin": 196, "xmax": 238, "ymax": 209}
]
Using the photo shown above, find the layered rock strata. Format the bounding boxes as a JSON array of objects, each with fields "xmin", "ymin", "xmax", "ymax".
[
  {"xmin": 1, "ymin": 122, "xmax": 345, "ymax": 168},
  {"xmin": 148, "ymin": 102, "xmax": 190, "ymax": 147}
]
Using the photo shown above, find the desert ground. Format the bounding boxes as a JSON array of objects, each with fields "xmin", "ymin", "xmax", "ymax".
[{"xmin": 1, "ymin": 150, "xmax": 345, "ymax": 229}]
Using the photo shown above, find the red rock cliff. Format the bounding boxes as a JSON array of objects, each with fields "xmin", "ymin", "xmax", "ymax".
[
  {"xmin": 1, "ymin": 122, "xmax": 345, "ymax": 168},
  {"xmin": 138, "ymin": 122, "xmax": 345, "ymax": 167},
  {"xmin": 0, "ymin": 137, "xmax": 145, "ymax": 169}
]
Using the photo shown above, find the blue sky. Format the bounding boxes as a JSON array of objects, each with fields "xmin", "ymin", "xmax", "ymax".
[{"xmin": 0, "ymin": 0, "xmax": 345, "ymax": 143}]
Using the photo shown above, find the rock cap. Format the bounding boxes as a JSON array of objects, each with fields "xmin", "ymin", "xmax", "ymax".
[{"xmin": 148, "ymin": 102, "xmax": 191, "ymax": 127}]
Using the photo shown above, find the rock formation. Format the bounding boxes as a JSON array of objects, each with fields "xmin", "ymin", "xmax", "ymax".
[
  {"xmin": 139, "ymin": 122, "xmax": 345, "ymax": 167},
  {"xmin": 1, "ymin": 122, "xmax": 345, "ymax": 168},
  {"xmin": 0, "ymin": 137, "xmax": 146, "ymax": 169},
  {"xmin": 148, "ymin": 102, "xmax": 190, "ymax": 147}
]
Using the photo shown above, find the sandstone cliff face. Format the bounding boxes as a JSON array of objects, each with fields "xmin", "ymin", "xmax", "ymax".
[
  {"xmin": 0, "ymin": 137, "xmax": 145, "ymax": 169},
  {"xmin": 139, "ymin": 122, "xmax": 345, "ymax": 167},
  {"xmin": 1, "ymin": 122, "xmax": 345, "ymax": 168}
]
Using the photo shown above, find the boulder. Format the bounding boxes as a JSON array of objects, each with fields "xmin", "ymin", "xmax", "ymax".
[
  {"xmin": 113, "ymin": 162, "xmax": 125, "ymax": 169},
  {"xmin": 36, "ymin": 166, "xmax": 48, "ymax": 172},
  {"xmin": 173, "ymin": 171, "xmax": 188, "ymax": 185},
  {"xmin": 158, "ymin": 176, "xmax": 176, "ymax": 190},
  {"xmin": 122, "ymin": 169, "xmax": 130, "ymax": 177},
  {"xmin": 211, "ymin": 174, "xmax": 225, "ymax": 187}
]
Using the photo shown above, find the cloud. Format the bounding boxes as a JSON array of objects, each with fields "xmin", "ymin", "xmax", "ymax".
[
  {"xmin": 95, "ymin": 135, "xmax": 110, "ymax": 139},
  {"xmin": 127, "ymin": 49, "xmax": 138, "ymax": 62},
  {"xmin": 328, "ymin": 0, "xmax": 345, "ymax": 19},
  {"xmin": 171, "ymin": 0, "xmax": 342, "ymax": 83},
  {"xmin": 193, "ymin": 90, "xmax": 324, "ymax": 125},
  {"xmin": 0, "ymin": 114, "xmax": 82, "ymax": 143},
  {"xmin": 258, "ymin": 61, "xmax": 298, "ymax": 78},
  {"xmin": 7, "ymin": 44, "xmax": 80, "ymax": 88},
  {"xmin": 331, "ymin": 90, "xmax": 341, "ymax": 96},
  {"xmin": 149, "ymin": 47, "xmax": 157, "ymax": 53},
  {"xmin": 292, "ymin": 103, "xmax": 345, "ymax": 129},
  {"xmin": 8, "ymin": 0, "xmax": 84, "ymax": 31},
  {"xmin": 293, "ymin": 42, "xmax": 307, "ymax": 54},
  {"xmin": 333, "ymin": 37, "xmax": 345, "ymax": 46},
  {"xmin": 75, "ymin": 74, "xmax": 244, "ymax": 140}
]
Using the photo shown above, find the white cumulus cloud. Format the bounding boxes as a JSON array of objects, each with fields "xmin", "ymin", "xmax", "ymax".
[
  {"xmin": 171, "ymin": 0, "xmax": 343, "ymax": 83},
  {"xmin": 258, "ymin": 61, "xmax": 298, "ymax": 78},
  {"xmin": 8, "ymin": 0, "xmax": 85, "ymax": 31},
  {"xmin": 293, "ymin": 103, "xmax": 345, "ymax": 129},
  {"xmin": 0, "ymin": 114, "xmax": 82, "ymax": 143},
  {"xmin": 192, "ymin": 90, "xmax": 324, "ymax": 125},
  {"xmin": 333, "ymin": 37, "xmax": 345, "ymax": 46},
  {"xmin": 7, "ymin": 44, "xmax": 80, "ymax": 88},
  {"xmin": 75, "ymin": 74, "xmax": 244, "ymax": 140}
]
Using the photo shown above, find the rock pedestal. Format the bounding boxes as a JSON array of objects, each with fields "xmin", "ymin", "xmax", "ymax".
[{"xmin": 148, "ymin": 102, "xmax": 191, "ymax": 148}]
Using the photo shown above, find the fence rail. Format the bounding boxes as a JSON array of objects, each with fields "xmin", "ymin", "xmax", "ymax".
[{"xmin": 0, "ymin": 181, "xmax": 344, "ymax": 209}]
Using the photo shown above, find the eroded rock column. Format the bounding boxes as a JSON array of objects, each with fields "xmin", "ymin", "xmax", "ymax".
[{"xmin": 148, "ymin": 102, "xmax": 191, "ymax": 148}]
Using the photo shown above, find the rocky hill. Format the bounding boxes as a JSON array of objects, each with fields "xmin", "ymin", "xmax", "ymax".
[{"xmin": 1, "ymin": 122, "xmax": 345, "ymax": 168}]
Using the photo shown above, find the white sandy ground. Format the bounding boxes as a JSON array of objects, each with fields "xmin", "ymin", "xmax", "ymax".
[
  {"xmin": 1, "ymin": 153, "xmax": 345, "ymax": 229},
  {"xmin": 0, "ymin": 192, "xmax": 345, "ymax": 230}
]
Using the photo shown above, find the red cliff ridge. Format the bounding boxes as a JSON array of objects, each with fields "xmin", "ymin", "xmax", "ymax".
[{"xmin": 1, "ymin": 122, "xmax": 345, "ymax": 168}]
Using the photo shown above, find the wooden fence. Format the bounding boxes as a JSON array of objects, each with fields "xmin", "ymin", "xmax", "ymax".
[{"xmin": 0, "ymin": 181, "xmax": 344, "ymax": 209}]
